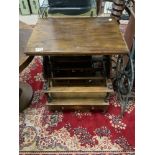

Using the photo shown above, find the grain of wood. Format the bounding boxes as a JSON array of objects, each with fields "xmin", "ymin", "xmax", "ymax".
[
  {"xmin": 44, "ymin": 86, "xmax": 113, "ymax": 98},
  {"xmin": 46, "ymin": 98, "xmax": 109, "ymax": 106},
  {"xmin": 44, "ymin": 86, "xmax": 113, "ymax": 93},
  {"xmin": 25, "ymin": 17, "xmax": 129, "ymax": 56}
]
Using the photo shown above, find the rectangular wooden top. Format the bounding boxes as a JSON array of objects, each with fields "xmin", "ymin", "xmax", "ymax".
[{"xmin": 25, "ymin": 17, "xmax": 129, "ymax": 56}]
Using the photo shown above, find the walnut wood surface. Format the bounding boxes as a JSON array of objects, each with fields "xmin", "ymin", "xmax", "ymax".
[
  {"xmin": 51, "ymin": 76, "xmax": 104, "ymax": 80},
  {"xmin": 44, "ymin": 86, "xmax": 113, "ymax": 98},
  {"xmin": 25, "ymin": 17, "xmax": 129, "ymax": 56},
  {"xmin": 44, "ymin": 86, "xmax": 113, "ymax": 93},
  {"xmin": 46, "ymin": 98, "xmax": 109, "ymax": 106},
  {"xmin": 19, "ymin": 21, "xmax": 34, "ymax": 73}
]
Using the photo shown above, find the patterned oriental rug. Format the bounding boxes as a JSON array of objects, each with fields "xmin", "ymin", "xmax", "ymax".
[{"xmin": 19, "ymin": 57, "xmax": 135, "ymax": 155}]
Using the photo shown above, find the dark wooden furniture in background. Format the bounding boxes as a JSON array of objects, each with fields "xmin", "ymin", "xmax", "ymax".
[
  {"xmin": 96, "ymin": 0, "xmax": 102, "ymax": 15},
  {"xmin": 25, "ymin": 17, "xmax": 129, "ymax": 111},
  {"xmin": 124, "ymin": 1, "xmax": 135, "ymax": 50},
  {"xmin": 19, "ymin": 22, "xmax": 34, "ymax": 112},
  {"xmin": 19, "ymin": 21, "xmax": 34, "ymax": 73}
]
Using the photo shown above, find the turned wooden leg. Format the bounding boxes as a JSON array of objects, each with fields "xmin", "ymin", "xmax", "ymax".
[
  {"xmin": 104, "ymin": 92, "xmax": 110, "ymax": 102},
  {"xmin": 47, "ymin": 93, "xmax": 52, "ymax": 103}
]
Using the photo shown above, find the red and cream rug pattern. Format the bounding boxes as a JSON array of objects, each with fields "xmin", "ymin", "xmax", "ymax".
[{"xmin": 19, "ymin": 57, "xmax": 135, "ymax": 154}]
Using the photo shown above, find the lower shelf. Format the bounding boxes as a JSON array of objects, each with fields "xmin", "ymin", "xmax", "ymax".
[{"xmin": 46, "ymin": 98, "xmax": 109, "ymax": 111}]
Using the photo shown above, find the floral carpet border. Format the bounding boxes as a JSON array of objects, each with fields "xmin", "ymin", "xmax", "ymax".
[{"xmin": 19, "ymin": 151, "xmax": 135, "ymax": 155}]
